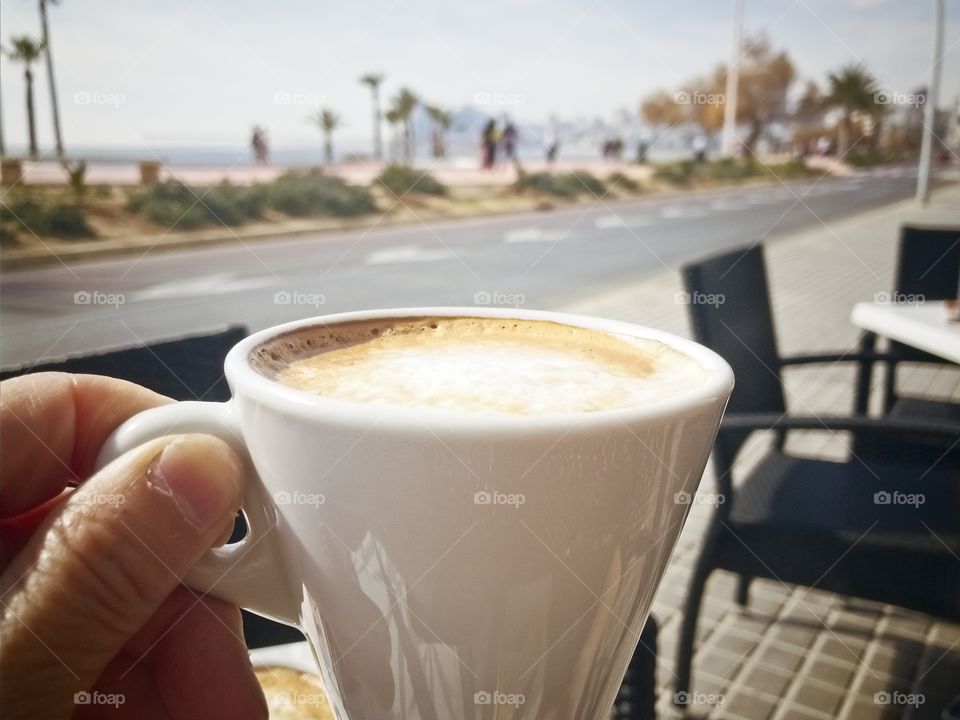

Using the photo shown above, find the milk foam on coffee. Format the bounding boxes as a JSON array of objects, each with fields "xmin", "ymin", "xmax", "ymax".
[{"xmin": 253, "ymin": 317, "xmax": 707, "ymax": 416}]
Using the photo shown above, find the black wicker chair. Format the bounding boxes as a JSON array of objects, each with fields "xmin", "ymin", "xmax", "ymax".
[
  {"xmin": 0, "ymin": 326, "xmax": 247, "ymax": 402},
  {"xmin": 1, "ymin": 326, "xmax": 303, "ymax": 649},
  {"xmin": 674, "ymin": 244, "xmax": 960, "ymax": 702},
  {"xmin": 883, "ymin": 224, "xmax": 960, "ymax": 418},
  {"xmin": 612, "ymin": 616, "xmax": 658, "ymax": 720}
]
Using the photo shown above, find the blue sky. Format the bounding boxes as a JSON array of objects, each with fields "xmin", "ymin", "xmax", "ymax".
[{"xmin": 0, "ymin": 0, "xmax": 957, "ymax": 151}]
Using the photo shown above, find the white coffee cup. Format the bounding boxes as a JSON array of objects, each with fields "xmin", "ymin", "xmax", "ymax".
[{"xmin": 97, "ymin": 307, "xmax": 733, "ymax": 720}]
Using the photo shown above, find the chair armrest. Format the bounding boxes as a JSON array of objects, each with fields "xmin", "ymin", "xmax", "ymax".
[
  {"xmin": 779, "ymin": 351, "xmax": 891, "ymax": 367},
  {"xmin": 720, "ymin": 413, "xmax": 959, "ymax": 439}
]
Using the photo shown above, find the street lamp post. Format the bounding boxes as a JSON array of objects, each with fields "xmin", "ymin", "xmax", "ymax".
[
  {"xmin": 916, "ymin": 0, "xmax": 945, "ymax": 205},
  {"xmin": 720, "ymin": 0, "xmax": 744, "ymax": 157}
]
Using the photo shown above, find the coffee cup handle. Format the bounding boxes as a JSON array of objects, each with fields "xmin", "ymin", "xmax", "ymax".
[{"xmin": 95, "ymin": 401, "xmax": 300, "ymax": 626}]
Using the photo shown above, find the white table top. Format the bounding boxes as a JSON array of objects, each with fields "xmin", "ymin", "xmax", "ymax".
[{"xmin": 851, "ymin": 300, "xmax": 960, "ymax": 364}]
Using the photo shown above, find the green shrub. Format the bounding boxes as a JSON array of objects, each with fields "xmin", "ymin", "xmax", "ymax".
[
  {"xmin": 127, "ymin": 180, "xmax": 270, "ymax": 229},
  {"xmin": 514, "ymin": 172, "xmax": 570, "ymax": 196},
  {"xmin": 267, "ymin": 169, "xmax": 377, "ymax": 216},
  {"xmin": 375, "ymin": 164, "xmax": 447, "ymax": 197},
  {"xmin": 653, "ymin": 158, "xmax": 813, "ymax": 186},
  {"xmin": 45, "ymin": 203, "xmax": 92, "ymax": 236},
  {"xmin": 703, "ymin": 157, "xmax": 757, "ymax": 181},
  {"xmin": 0, "ymin": 224, "xmax": 18, "ymax": 245},
  {"xmin": 514, "ymin": 171, "xmax": 606, "ymax": 198},
  {"xmin": 127, "ymin": 181, "xmax": 207, "ymax": 229},
  {"xmin": 844, "ymin": 151, "xmax": 901, "ymax": 168},
  {"xmin": 606, "ymin": 172, "xmax": 640, "ymax": 192},
  {"xmin": 762, "ymin": 157, "xmax": 815, "ymax": 178},
  {"xmin": 1, "ymin": 191, "xmax": 92, "ymax": 238},
  {"xmin": 567, "ymin": 171, "xmax": 605, "ymax": 196},
  {"xmin": 203, "ymin": 182, "xmax": 267, "ymax": 225},
  {"xmin": 66, "ymin": 160, "xmax": 88, "ymax": 202},
  {"xmin": 653, "ymin": 160, "xmax": 696, "ymax": 186}
]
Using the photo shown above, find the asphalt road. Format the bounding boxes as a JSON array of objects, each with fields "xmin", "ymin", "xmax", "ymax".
[{"xmin": 1, "ymin": 166, "xmax": 920, "ymax": 368}]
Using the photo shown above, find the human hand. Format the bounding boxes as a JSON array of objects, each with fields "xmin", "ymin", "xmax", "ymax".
[{"xmin": 0, "ymin": 373, "xmax": 267, "ymax": 719}]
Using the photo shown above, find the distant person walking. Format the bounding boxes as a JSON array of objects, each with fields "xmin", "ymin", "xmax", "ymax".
[
  {"xmin": 602, "ymin": 137, "xmax": 624, "ymax": 161},
  {"xmin": 545, "ymin": 130, "xmax": 560, "ymax": 165},
  {"xmin": 501, "ymin": 121, "xmax": 518, "ymax": 163},
  {"xmin": 481, "ymin": 119, "xmax": 497, "ymax": 169},
  {"xmin": 251, "ymin": 126, "xmax": 269, "ymax": 165},
  {"xmin": 635, "ymin": 139, "xmax": 649, "ymax": 163},
  {"xmin": 692, "ymin": 134, "xmax": 707, "ymax": 163}
]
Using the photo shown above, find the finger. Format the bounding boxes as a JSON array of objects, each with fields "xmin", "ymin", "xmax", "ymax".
[
  {"xmin": 0, "ymin": 434, "xmax": 243, "ymax": 720},
  {"xmin": 150, "ymin": 591, "xmax": 267, "ymax": 719},
  {"xmin": 0, "ymin": 372, "xmax": 169, "ymax": 518},
  {"xmin": 86, "ymin": 588, "xmax": 267, "ymax": 720}
]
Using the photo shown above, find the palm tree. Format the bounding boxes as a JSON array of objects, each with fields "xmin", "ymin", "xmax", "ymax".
[
  {"xmin": 359, "ymin": 73, "xmax": 384, "ymax": 160},
  {"xmin": 824, "ymin": 64, "xmax": 881, "ymax": 155},
  {"xmin": 309, "ymin": 109, "xmax": 341, "ymax": 164},
  {"xmin": 388, "ymin": 88, "xmax": 418, "ymax": 163},
  {"xmin": 39, "ymin": 0, "xmax": 64, "ymax": 157},
  {"xmin": 5, "ymin": 36, "xmax": 44, "ymax": 158},
  {"xmin": 384, "ymin": 108, "xmax": 402, "ymax": 160},
  {"xmin": 425, "ymin": 105, "xmax": 452, "ymax": 158}
]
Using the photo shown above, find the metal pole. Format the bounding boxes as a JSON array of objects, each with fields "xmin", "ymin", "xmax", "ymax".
[
  {"xmin": 720, "ymin": 0, "xmax": 743, "ymax": 157},
  {"xmin": 916, "ymin": 0, "xmax": 944, "ymax": 205},
  {"xmin": 39, "ymin": 0, "xmax": 65, "ymax": 158},
  {"xmin": 0, "ymin": 67, "xmax": 6, "ymax": 157}
]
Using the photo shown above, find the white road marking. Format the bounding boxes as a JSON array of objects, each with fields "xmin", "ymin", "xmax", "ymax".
[
  {"xmin": 594, "ymin": 215, "xmax": 626, "ymax": 229},
  {"xmin": 660, "ymin": 205, "xmax": 707, "ymax": 219},
  {"xmin": 364, "ymin": 245, "xmax": 452, "ymax": 264},
  {"xmin": 502, "ymin": 228, "xmax": 568, "ymax": 243},
  {"xmin": 128, "ymin": 272, "xmax": 278, "ymax": 301},
  {"xmin": 744, "ymin": 194, "xmax": 785, "ymax": 205},
  {"xmin": 593, "ymin": 213, "xmax": 656, "ymax": 229},
  {"xmin": 709, "ymin": 198, "xmax": 749, "ymax": 211}
]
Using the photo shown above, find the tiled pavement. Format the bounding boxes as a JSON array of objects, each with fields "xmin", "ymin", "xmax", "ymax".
[{"xmin": 565, "ymin": 182, "xmax": 960, "ymax": 720}]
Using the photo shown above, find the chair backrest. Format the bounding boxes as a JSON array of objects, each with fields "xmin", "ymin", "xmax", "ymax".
[
  {"xmin": 895, "ymin": 224, "xmax": 960, "ymax": 300},
  {"xmin": 0, "ymin": 326, "xmax": 248, "ymax": 402},
  {"xmin": 887, "ymin": 224, "xmax": 960, "ymax": 395},
  {"xmin": 683, "ymin": 244, "xmax": 786, "ymax": 464}
]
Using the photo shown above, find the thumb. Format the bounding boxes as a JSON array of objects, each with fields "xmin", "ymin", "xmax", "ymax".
[{"xmin": 0, "ymin": 434, "xmax": 244, "ymax": 713}]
